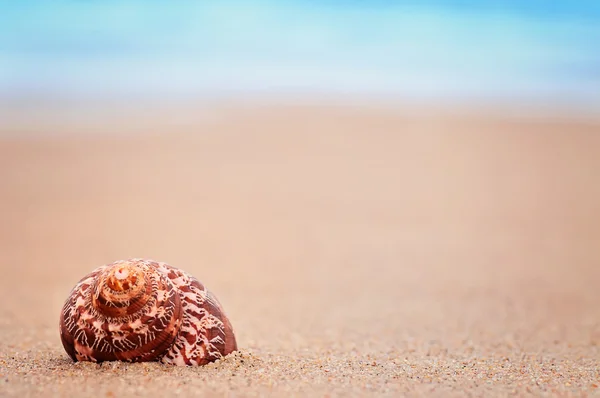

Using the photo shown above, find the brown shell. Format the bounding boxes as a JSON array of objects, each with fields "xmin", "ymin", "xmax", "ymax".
[{"xmin": 59, "ymin": 258, "xmax": 237, "ymax": 366}]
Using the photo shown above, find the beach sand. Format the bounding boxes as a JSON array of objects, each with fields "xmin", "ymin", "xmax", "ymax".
[{"xmin": 0, "ymin": 102, "xmax": 599, "ymax": 396}]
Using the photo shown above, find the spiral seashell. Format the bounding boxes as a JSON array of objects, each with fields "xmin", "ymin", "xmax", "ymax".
[{"xmin": 59, "ymin": 258, "xmax": 237, "ymax": 366}]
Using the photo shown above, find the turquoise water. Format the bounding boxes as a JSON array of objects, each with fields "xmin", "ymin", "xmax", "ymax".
[{"xmin": 1, "ymin": 1, "xmax": 599, "ymax": 103}]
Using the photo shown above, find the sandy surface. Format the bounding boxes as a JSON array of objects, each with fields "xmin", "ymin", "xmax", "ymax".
[{"xmin": 0, "ymin": 103, "xmax": 599, "ymax": 396}]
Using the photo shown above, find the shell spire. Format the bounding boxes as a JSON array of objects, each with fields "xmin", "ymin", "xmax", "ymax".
[{"xmin": 59, "ymin": 259, "xmax": 237, "ymax": 366}]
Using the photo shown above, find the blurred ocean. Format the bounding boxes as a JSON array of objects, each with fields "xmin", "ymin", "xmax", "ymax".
[{"xmin": 0, "ymin": 1, "xmax": 599, "ymax": 105}]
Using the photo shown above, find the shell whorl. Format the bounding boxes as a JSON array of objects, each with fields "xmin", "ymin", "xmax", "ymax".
[{"xmin": 59, "ymin": 259, "xmax": 237, "ymax": 366}]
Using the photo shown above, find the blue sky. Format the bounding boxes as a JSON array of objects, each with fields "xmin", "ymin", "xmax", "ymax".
[{"xmin": 0, "ymin": 1, "xmax": 599, "ymax": 103}]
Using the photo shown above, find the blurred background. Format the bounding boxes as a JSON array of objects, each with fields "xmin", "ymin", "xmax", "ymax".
[
  {"xmin": 1, "ymin": 1, "xmax": 600, "ymax": 107},
  {"xmin": 1, "ymin": 2, "xmax": 600, "ymax": 395}
]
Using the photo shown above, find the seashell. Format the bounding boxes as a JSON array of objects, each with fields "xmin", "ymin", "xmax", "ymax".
[{"xmin": 59, "ymin": 258, "xmax": 237, "ymax": 366}]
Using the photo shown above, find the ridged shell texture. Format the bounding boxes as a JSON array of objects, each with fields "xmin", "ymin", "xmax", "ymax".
[{"xmin": 59, "ymin": 258, "xmax": 237, "ymax": 366}]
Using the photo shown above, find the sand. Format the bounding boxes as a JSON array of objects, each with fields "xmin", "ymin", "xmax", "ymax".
[{"xmin": 0, "ymin": 102, "xmax": 599, "ymax": 397}]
